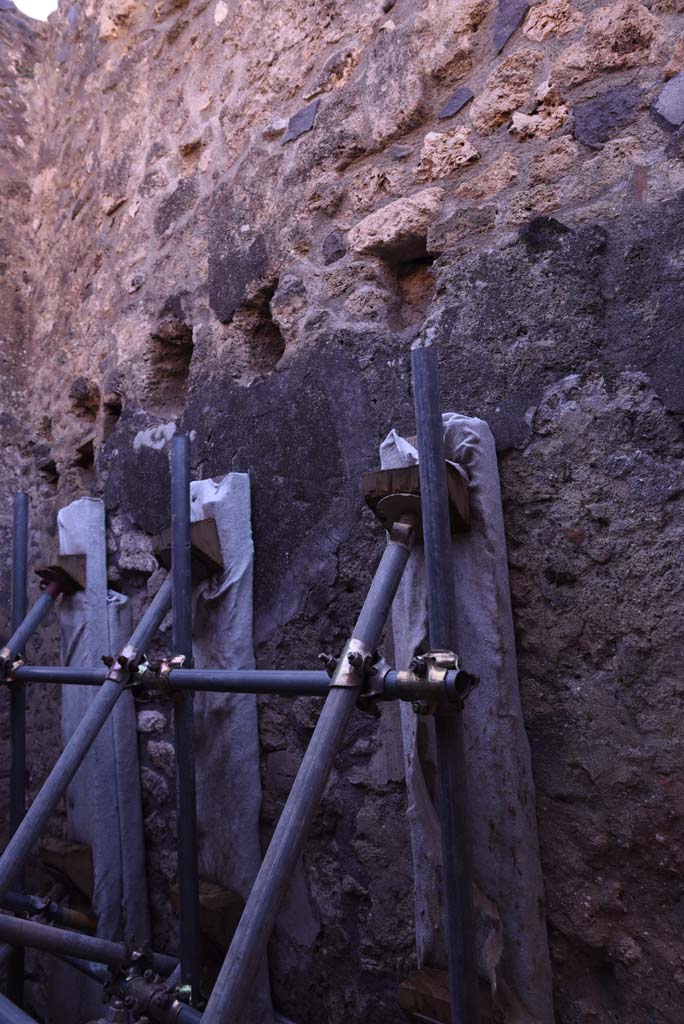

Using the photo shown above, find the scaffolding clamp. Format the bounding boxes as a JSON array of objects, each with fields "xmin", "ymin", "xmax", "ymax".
[
  {"xmin": 162, "ymin": 654, "xmax": 189, "ymax": 698},
  {"xmin": 136, "ymin": 655, "xmax": 187, "ymax": 697},
  {"xmin": 0, "ymin": 647, "xmax": 24, "ymax": 682},
  {"xmin": 102, "ymin": 643, "xmax": 140, "ymax": 686},
  {"xmin": 357, "ymin": 653, "xmax": 392, "ymax": 718},
  {"xmin": 402, "ymin": 649, "xmax": 478, "ymax": 716},
  {"xmin": 329, "ymin": 638, "xmax": 373, "ymax": 690},
  {"xmin": 105, "ymin": 961, "xmax": 188, "ymax": 1023},
  {"xmin": 318, "ymin": 652, "xmax": 337, "ymax": 677}
]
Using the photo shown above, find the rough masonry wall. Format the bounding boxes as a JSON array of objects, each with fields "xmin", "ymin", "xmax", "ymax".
[
  {"xmin": 2, "ymin": 0, "xmax": 684, "ymax": 1021},
  {"xmin": 0, "ymin": 3, "xmax": 63, "ymax": 882}
]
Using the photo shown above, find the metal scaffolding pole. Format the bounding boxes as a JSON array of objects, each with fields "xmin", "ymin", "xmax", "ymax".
[
  {"xmin": 0, "ymin": 914, "xmax": 176, "ymax": 977},
  {"xmin": 12, "ymin": 664, "xmax": 469, "ymax": 699},
  {"xmin": 170, "ymin": 436, "xmax": 201, "ymax": 1003},
  {"xmin": 0, "ymin": 913, "xmax": 126, "ymax": 968},
  {"xmin": 202, "ymin": 519, "xmax": 415, "ymax": 1024},
  {"xmin": 8, "ymin": 493, "xmax": 28, "ymax": 1006},
  {"xmin": 0, "ymin": 991, "xmax": 37, "ymax": 1024},
  {"xmin": 411, "ymin": 343, "xmax": 479, "ymax": 1024},
  {"xmin": 1, "ymin": 891, "xmax": 96, "ymax": 934},
  {"xmin": 0, "ymin": 579, "xmax": 173, "ymax": 903},
  {"xmin": 1, "ymin": 588, "xmax": 59, "ymax": 669}
]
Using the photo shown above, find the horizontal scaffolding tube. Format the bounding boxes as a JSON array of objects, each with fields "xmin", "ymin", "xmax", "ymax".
[
  {"xmin": 12, "ymin": 666, "xmax": 332, "ymax": 692},
  {"xmin": 0, "ymin": 913, "xmax": 125, "ymax": 967},
  {"xmin": 12, "ymin": 667, "xmax": 107, "ymax": 685},
  {"xmin": 0, "ymin": 579, "xmax": 173, "ymax": 903},
  {"xmin": 1, "ymin": 891, "xmax": 96, "ymax": 934},
  {"xmin": 12, "ymin": 665, "xmax": 466, "ymax": 699},
  {"xmin": 0, "ymin": 913, "xmax": 176, "ymax": 977}
]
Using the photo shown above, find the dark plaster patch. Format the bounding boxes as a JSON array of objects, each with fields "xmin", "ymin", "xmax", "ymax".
[
  {"xmin": 429, "ymin": 221, "xmax": 607, "ymax": 449},
  {"xmin": 520, "ymin": 216, "xmax": 572, "ymax": 253},
  {"xmin": 159, "ymin": 291, "xmax": 189, "ymax": 321},
  {"xmin": 493, "ymin": 0, "xmax": 529, "ymax": 53},
  {"xmin": 574, "ymin": 86, "xmax": 642, "ymax": 149},
  {"xmin": 182, "ymin": 345, "xmax": 377, "ymax": 644},
  {"xmin": 430, "ymin": 196, "xmax": 684, "ymax": 447},
  {"xmin": 282, "ymin": 99, "xmax": 320, "ymax": 145},
  {"xmin": 209, "ymin": 231, "xmax": 267, "ymax": 323},
  {"xmin": 154, "ymin": 176, "xmax": 198, "ymax": 236},
  {"xmin": 438, "ymin": 86, "xmax": 474, "ymax": 120},
  {"xmin": 207, "ymin": 183, "xmax": 269, "ymax": 323},
  {"xmin": 101, "ymin": 411, "xmax": 171, "ymax": 535},
  {"xmin": 602, "ymin": 191, "xmax": 684, "ymax": 413}
]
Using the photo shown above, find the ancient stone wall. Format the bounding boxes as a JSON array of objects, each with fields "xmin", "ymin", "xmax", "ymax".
[
  {"xmin": 2, "ymin": 0, "xmax": 684, "ymax": 1021},
  {"xmin": 0, "ymin": 2, "xmax": 63, "ymax": 877}
]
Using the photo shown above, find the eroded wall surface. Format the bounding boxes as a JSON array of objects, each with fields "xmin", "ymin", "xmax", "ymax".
[
  {"xmin": 2, "ymin": 0, "xmax": 684, "ymax": 1021},
  {"xmin": 0, "ymin": 2, "xmax": 63, "ymax": 883}
]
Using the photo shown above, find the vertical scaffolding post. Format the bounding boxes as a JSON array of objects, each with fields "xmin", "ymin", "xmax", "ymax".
[
  {"xmin": 202, "ymin": 519, "xmax": 415, "ymax": 1024},
  {"xmin": 170, "ymin": 435, "xmax": 201, "ymax": 1003},
  {"xmin": 8, "ymin": 493, "xmax": 28, "ymax": 1005},
  {"xmin": 411, "ymin": 343, "xmax": 479, "ymax": 1024}
]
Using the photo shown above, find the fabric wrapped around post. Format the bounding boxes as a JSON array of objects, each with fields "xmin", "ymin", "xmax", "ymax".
[
  {"xmin": 45, "ymin": 497, "xmax": 149, "ymax": 1023},
  {"xmin": 381, "ymin": 416, "xmax": 554, "ymax": 1024},
  {"xmin": 189, "ymin": 474, "xmax": 275, "ymax": 1024}
]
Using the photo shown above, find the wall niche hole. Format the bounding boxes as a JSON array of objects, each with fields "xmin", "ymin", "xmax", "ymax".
[
  {"xmin": 74, "ymin": 436, "xmax": 95, "ymax": 473},
  {"xmin": 146, "ymin": 319, "xmax": 194, "ymax": 415},
  {"xmin": 38, "ymin": 458, "xmax": 59, "ymax": 484},
  {"xmin": 103, "ymin": 392, "xmax": 123, "ymax": 441},
  {"xmin": 395, "ymin": 254, "xmax": 436, "ymax": 328},
  {"xmin": 243, "ymin": 281, "xmax": 285, "ymax": 374}
]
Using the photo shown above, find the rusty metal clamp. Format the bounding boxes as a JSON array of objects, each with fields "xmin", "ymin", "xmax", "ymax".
[
  {"xmin": 399, "ymin": 649, "xmax": 478, "ymax": 716},
  {"xmin": 329, "ymin": 638, "xmax": 373, "ymax": 689},
  {"xmin": 104, "ymin": 958, "xmax": 188, "ymax": 1023},
  {"xmin": 131, "ymin": 654, "xmax": 186, "ymax": 697},
  {"xmin": 102, "ymin": 643, "xmax": 141, "ymax": 687},
  {"xmin": 357, "ymin": 652, "xmax": 392, "ymax": 718},
  {"xmin": 0, "ymin": 646, "xmax": 24, "ymax": 683}
]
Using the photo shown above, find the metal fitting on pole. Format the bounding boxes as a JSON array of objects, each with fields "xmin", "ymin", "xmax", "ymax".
[
  {"xmin": 400, "ymin": 650, "xmax": 478, "ymax": 716},
  {"xmin": 102, "ymin": 968, "xmax": 201, "ymax": 1024}
]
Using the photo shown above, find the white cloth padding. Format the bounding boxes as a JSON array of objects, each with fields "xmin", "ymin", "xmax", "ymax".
[
  {"xmin": 48, "ymin": 498, "xmax": 149, "ymax": 1024},
  {"xmin": 58, "ymin": 497, "xmax": 149, "ymax": 944},
  {"xmin": 190, "ymin": 474, "xmax": 274, "ymax": 1024},
  {"xmin": 382, "ymin": 417, "xmax": 554, "ymax": 1024}
]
